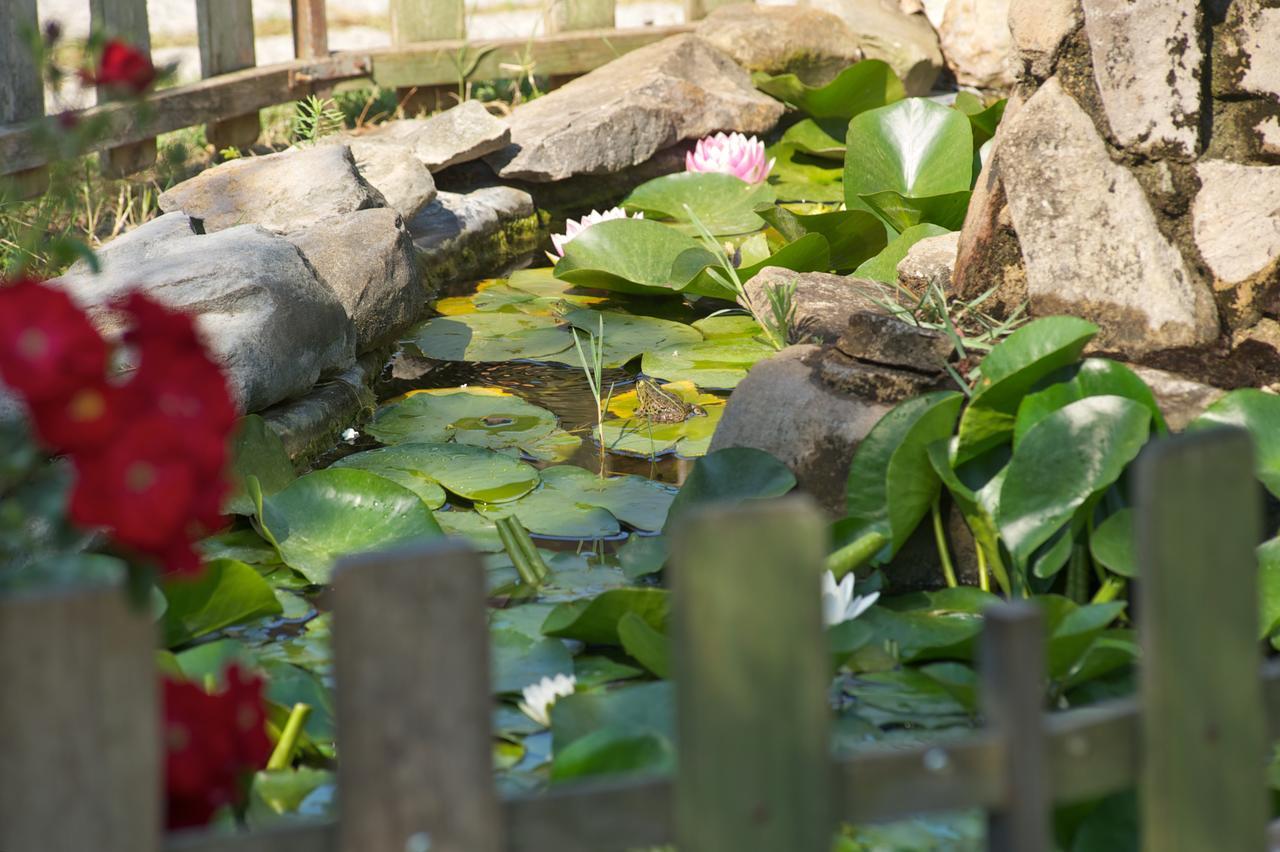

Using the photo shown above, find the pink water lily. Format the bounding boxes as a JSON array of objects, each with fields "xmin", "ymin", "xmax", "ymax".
[
  {"xmin": 685, "ymin": 132, "xmax": 774, "ymax": 183},
  {"xmin": 550, "ymin": 207, "xmax": 644, "ymax": 257}
]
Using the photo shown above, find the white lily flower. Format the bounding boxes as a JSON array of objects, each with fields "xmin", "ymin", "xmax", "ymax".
[
  {"xmin": 518, "ymin": 673, "xmax": 576, "ymax": 728},
  {"xmin": 821, "ymin": 570, "xmax": 879, "ymax": 627},
  {"xmin": 341, "ymin": 427, "xmax": 359, "ymax": 443}
]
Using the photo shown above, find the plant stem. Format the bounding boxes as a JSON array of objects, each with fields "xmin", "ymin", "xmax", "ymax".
[
  {"xmin": 1066, "ymin": 543, "xmax": 1089, "ymax": 603},
  {"xmin": 267, "ymin": 703, "xmax": 312, "ymax": 771},
  {"xmin": 931, "ymin": 498, "xmax": 958, "ymax": 588},
  {"xmin": 497, "ymin": 517, "xmax": 540, "ymax": 586},
  {"xmin": 976, "ymin": 540, "xmax": 990, "ymax": 593},
  {"xmin": 826, "ymin": 530, "xmax": 889, "ymax": 578},
  {"xmin": 1092, "ymin": 575, "xmax": 1127, "ymax": 605},
  {"xmin": 509, "ymin": 515, "xmax": 550, "ymax": 582}
]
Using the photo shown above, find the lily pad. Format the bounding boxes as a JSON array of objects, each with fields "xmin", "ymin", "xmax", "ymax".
[
  {"xmin": 162, "ymin": 558, "xmax": 284, "ymax": 648},
  {"xmin": 331, "ymin": 443, "xmax": 540, "ymax": 504},
  {"xmin": 436, "ymin": 274, "xmax": 609, "ymax": 317},
  {"xmin": 555, "ymin": 218, "xmax": 718, "ymax": 296},
  {"xmin": 768, "ymin": 142, "xmax": 846, "ymax": 203},
  {"xmin": 434, "ymin": 509, "xmax": 505, "ymax": 552},
  {"xmin": 641, "ymin": 319, "xmax": 776, "ymax": 390},
  {"xmin": 226, "ymin": 415, "xmax": 296, "ymax": 516},
  {"xmin": 407, "ymin": 312, "xmax": 574, "ymax": 362},
  {"xmin": 478, "ymin": 489, "xmax": 620, "ymax": 539},
  {"xmin": 844, "ymin": 98, "xmax": 974, "ymax": 210},
  {"xmin": 859, "ymin": 189, "xmax": 972, "ymax": 232},
  {"xmin": 254, "ymin": 468, "xmax": 444, "ymax": 584},
  {"xmin": 779, "ymin": 118, "xmax": 849, "ymax": 159},
  {"xmin": 542, "ymin": 308, "xmax": 703, "ymax": 370},
  {"xmin": 954, "ymin": 91, "xmax": 1007, "ymax": 146},
  {"xmin": 759, "ymin": 207, "xmax": 888, "ymax": 273},
  {"xmin": 622, "ymin": 172, "xmax": 776, "ymax": 236},
  {"xmin": 596, "ymin": 381, "xmax": 725, "ymax": 458},
  {"xmin": 477, "ymin": 464, "xmax": 676, "ymax": 537},
  {"xmin": 752, "ymin": 60, "xmax": 905, "ymax": 120}
]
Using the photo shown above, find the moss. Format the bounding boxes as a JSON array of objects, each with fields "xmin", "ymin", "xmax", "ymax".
[{"xmin": 417, "ymin": 209, "xmax": 547, "ymax": 292}]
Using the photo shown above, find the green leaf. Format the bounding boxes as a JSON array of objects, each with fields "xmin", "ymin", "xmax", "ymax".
[
  {"xmin": 1090, "ymin": 508, "xmax": 1136, "ymax": 578},
  {"xmin": 953, "ymin": 92, "xmax": 1007, "ymax": 147},
  {"xmin": 955, "ymin": 316, "xmax": 1100, "ymax": 463},
  {"xmin": 542, "ymin": 588, "xmax": 670, "ymax": 646},
  {"xmin": 477, "ymin": 465, "xmax": 676, "ymax": 537},
  {"xmin": 858, "ymin": 189, "xmax": 971, "ymax": 232},
  {"xmin": 331, "ymin": 443, "xmax": 539, "ymax": 504},
  {"xmin": 844, "ymin": 98, "xmax": 974, "ymax": 205},
  {"xmin": 853, "ymin": 223, "xmax": 951, "ymax": 283},
  {"xmin": 1187, "ymin": 389, "xmax": 1280, "ymax": 499},
  {"xmin": 555, "ymin": 218, "xmax": 718, "ymax": 296},
  {"xmin": 1044, "ymin": 598, "xmax": 1127, "ymax": 680},
  {"xmin": 161, "ymin": 559, "xmax": 284, "ymax": 647},
  {"xmin": 491, "ymin": 629, "xmax": 575, "ymax": 694},
  {"xmin": 405, "ymin": 312, "xmax": 574, "ymax": 361},
  {"xmin": 618, "ymin": 534, "xmax": 669, "ymax": 580},
  {"xmin": 780, "ymin": 118, "xmax": 849, "ymax": 159},
  {"xmin": 617, "ymin": 611, "xmax": 671, "ymax": 677},
  {"xmin": 255, "ymin": 468, "xmax": 444, "ymax": 584},
  {"xmin": 1014, "ymin": 359, "xmax": 1167, "ymax": 447},
  {"xmin": 550, "ymin": 727, "xmax": 675, "ymax": 783},
  {"xmin": 758, "ymin": 207, "xmax": 888, "ymax": 272},
  {"xmin": 664, "ymin": 447, "xmax": 796, "ymax": 532},
  {"xmin": 545, "ymin": 307, "xmax": 703, "ymax": 370},
  {"xmin": 998, "ymin": 397, "xmax": 1151, "ymax": 570},
  {"xmin": 552, "ymin": 681, "xmax": 674, "ymax": 747},
  {"xmin": 226, "ymin": 415, "xmax": 296, "ymax": 516},
  {"xmin": 641, "ymin": 325, "xmax": 776, "ymax": 390},
  {"xmin": 926, "ymin": 440, "xmax": 1009, "ymax": 593},
  {"xmin": 753, "ymin": 60, "xmax": 906, "ymax": 119},
  {"xmin": 1258, "ymin": 536, "xmax": 1280, "ymax": 638},
  {"xmin": 621, "ymin": 172, "xmax": 777, "ymax": 236},
  {"xmin": 677, "ymin": 233, "xmax": 833, "ymax": 299},
  {"xmin": 768, "ymin": 143, "xmax": 845, "ymax": 203}
]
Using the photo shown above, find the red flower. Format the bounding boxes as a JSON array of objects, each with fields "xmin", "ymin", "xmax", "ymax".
[
  {"xmin": 0, "ymin": 278, "xmax": 107, "ymax": 404},
  {"xmin": 86, "ymin": 40, "xmax": 156, "ymax": 95},
  {"xmin": 26, "ymin": 378, "xmax": 124, "ymax": 456}
]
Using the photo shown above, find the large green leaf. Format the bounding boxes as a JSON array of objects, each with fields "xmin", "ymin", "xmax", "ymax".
[
  {"xmin": 550, "ymin": 727, "xmax": 675, "ymax": 782},
  {"xmin": 622, "ymin": 172, "xmax": 776, "ymax": 236},
  {"xmin": 161, "ymin": 559, "xmax": 283, "ymax": 647},
  {"xmin": 998, "ymin": 397, "xmax": 1151, "ymax": 569},
  {"xmin": 226, "ymin": 415, "xmax": 296, "ymax": 516},
  {"xmin": 1188, "ymin": 389, "xmax": 1280, "ymax": 499},
  {"xmin": 759, "ymin": 207, "xmax": 888, "ymax": 273},
  {"xmin": 752, "ymin": 60, "xmax": 906, "ymax": 119},
  {"xmin": 1014, "ymin": 359, "xmax": 1167, "ymax": 447},
  {"xmin": 955, "ymin": 316, "xmax": 1099, "ymax": 464},
  {"xmin": 542, "ymin": 587, "xmax": 671, "ymax": 645},
  {"xmin": 844, "ymin": 98, "xmax": 974, "ymax": 204},
  {"xmin": 676, "ymin": 233, "xmax": 832, "ymax": 299},
  {"xmin": 617, "ymin": 611, "xmax": 671, "ymax": 677},
  {"xmin": 491, "ymin": 629, "xmax": 576, "ymax": 694},
  {"xmin": 1089, "ymin": 508, "xmax": 1136, "ymax": 578},
  {"xmin": 852, "ymin": 222, "xmax": 951, "ymax": 283},
  {"xmin": 254, "ymin": 468, "xmax": 445, "ymax": 584},
  {"xmin": 780, "ymin": 118, "xmax": 849, "ymax": 159},
  {"xmin": 858, "ymin": 189, "xmax": 971, "ymax": 232},
  {"xmin": 332, "ymin": 443, "xmax": 539, "ymax": 504},
  {"xmin": 555, "ymin": 218, "xmax": 718, "ymax": 296},
  {"xmin": 406, "ymin": 312, "xmax": 575, "ymax": 362},
  {"xmin": 477, "ymin": 465, "xmax": 676, "ymax": 536},
  {"xmin": 953, "ymin": 92, "xmax": 1007, "ymax": 147},
  {"xmin": 641, "ymin": 320, "xmax": 776, "ymax": 390},
  {"xmin": 545, "ymin": 307, "xmax": 703, "ymax": 370},
  {"xmin": 768, "ymin": 142, "xmax": 845, "ymax": 203},
  {"xmin": 664, "ymin": 447, "xmax": 797, "ymax": 532}
]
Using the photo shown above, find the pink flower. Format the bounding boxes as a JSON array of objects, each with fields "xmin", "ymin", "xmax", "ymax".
[
  {"xmin": 551, "ymin": 208, "xmax": 644, "ymax": 257},
  {"xmin": 685, "ymin": 132, "xmax": 774, "ymax": 184}
]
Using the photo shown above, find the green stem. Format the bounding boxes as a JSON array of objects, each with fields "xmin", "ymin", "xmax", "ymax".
[
  {"xmin": 976, "ymin": 539, "xmax": 990, "ymax": 593},
  {"xmin": 509, "ymin": 515, "xmax": 550, "ymax": 582},
  {"xmin": 826, "ymin": 530, "xmax": 889, "ymax": 579},
  {"xmin": 1066, "ymin": 543, "xmax": 1089, "ymax": 604},
  {"xmin": 267, "ymin": 703, "xmax": 312, "ymax": 771},
  {"xmin": 497, "ymin": 518, "xmax": 540, "ymax": 586},
  {"xmin": 1091, "ymin": 575, "xmax": 1127, "ymax": 605},
  {"xmin": 931, "ymin": 499, "xmax": 958, "ymax": 588}
]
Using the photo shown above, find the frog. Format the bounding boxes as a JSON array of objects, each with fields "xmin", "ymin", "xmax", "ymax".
[{"xmin": 634, "ymin": 378, "xmax": 706, "ymax": 424}]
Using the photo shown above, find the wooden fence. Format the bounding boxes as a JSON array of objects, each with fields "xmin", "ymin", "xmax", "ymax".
[
  {"xmin": 0, "ymin": 0, "xmax": 747, "ymax": 184},
  {"xmin": 1, "ymin": 427, "xmax": 1279, "ymax": 851}
]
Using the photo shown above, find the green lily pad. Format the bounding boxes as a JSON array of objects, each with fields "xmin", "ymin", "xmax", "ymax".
[
  {"xmin": 226, "ymin": 415, "xmax": 296, "ymax": 516},
  {"xmin": 664, "ymin": 446, "xmax": 797, "ymax": 532},
  {"xmin": 477, "ymin": 464, "xmax": 676, "ymax": 537},
  {"xmin": 555, "ymin": 218, "xmax": 718, "ymax": 296},
  {"xmin": 325, "ymin": 447, "xmax": 448, "ymax": 508},
  {"xmin": 478, "ymin": 489, "xmax": 620, "ymax": 539},
  {"xmin": 954, "ymin": 92, "xmax": 1007, "ymax": 147},
  {"xmin": 753, "ymin": 60, "xmax": 905, "ymax": 119},
  {"xmin": 542, "ymin": 587, "xmax": 670, "ymax": 645},
  {"xmin": 596, "ymin": 381, "xmax": 725, "ymax": 458},
  {"xmin": 780, "ymin": 118, "xmax": 849, "ymax": 159},
  {"xmin": 859, "ymin": 189, "xmax": 972, "ymax": 232},
  {"xmin": 542, "ymin": 308, "xmax": 703, "ymax": 370},
  {"xmin": 622, "ymin": 172, "xmax": 776, "ymax": 236},
  {"xmin": 407, "ymin": 312, "xmax": 574, "ymax": 362},
  {"xmin": 759, "ymin": 207, "xmax": 888, "ymax": 273},
  {"xmin": 844, "ymin": 98, "xmax": 974, "ymax": 212},
  {"xmin": 331, "ymin": 443, "xmax": 539, "ymax": 504},
  {"xmin": 254, "ymin": 468, "xmax": 445, "ymax": 584},
  {"xmin": 678, "ymin": 232, "xmax": 833, "ymax": 299},
  {"xmin": 434, "ymin": 509, "xmax": 505, "ymax": 552},
  {"xmin": 640, "ymin": 317, "xmax": 776, "ymax": 390},
  {"xmin": 435, "ymin": 274, "xmax": 609, "ymax": 317},
  {"xmin": 768, "ymin": 143, "xmax": 845, "ymax": 203},
  {"xmin": 162, "ymin": 558, "xmax": 284, "ymax": 648}
]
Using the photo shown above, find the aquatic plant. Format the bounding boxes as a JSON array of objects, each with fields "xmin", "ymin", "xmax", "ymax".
[
  {"xmin": 550, "ymin": 207, "xmax": 644, "ymax": 258},
  {"xmin": 569, "ymin": 313, "xmax": 614, "ymax": 475},
  {"xmin": 519, "ymin": 673, "xmax": 577, "ymax": 728},
  {"xmin": 685, "ymin": 132, "xmax": 774, "ymax": 183},
  {"xmin": 820, "ymin": 570, "xmax": 879, "ymax": 627}
]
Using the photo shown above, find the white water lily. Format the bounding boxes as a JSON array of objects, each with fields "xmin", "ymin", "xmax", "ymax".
[
  {"xmin": 821, "ymin": 570, "xmax": 879, "ymax": 627},
  {"xmin": 550, "ymin": 207, "xmax": 644, "ymax": 257},
  {"xmin": 341, "ymin": 427, "xmax": 359, "ymax": 443},
  {"xmin": 518, "ymin": 673, "xmax": 577, "ymax": 727}
]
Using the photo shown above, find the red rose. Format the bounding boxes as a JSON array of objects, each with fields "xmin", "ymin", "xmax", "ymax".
[
  {"xmin": 0, "ymin": 278, "xmax": 107, "ymax": 404},
  {"xmin": 88, "ymin": 40, "xmax": 156, "ymax": 95}
]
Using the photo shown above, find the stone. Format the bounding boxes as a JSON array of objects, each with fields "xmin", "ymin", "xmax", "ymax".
[
  {"xmin": 935, "ymin": 0, "xmax": 1014, "ymax": 89},
  {"xmin": 158, "ymin": 145, "xmax": 387, "ymax": 234},
  {"xmin": 1192, "ymin": 161, "xmax": 1280, "ymax": 286},
  {"xmin": 998, "ymin": 79, "xmax": 1218, "ymax": 355},
  {"xmin": 261, "ymin": 352, "xmax": 381, "ymax": 463},
  {"xmin": 800, "ymin": 0, "xmax": 944, "ymax": 94},
  {"xmin": 56, "ymin": 225, "xmax": 356, "ymax": 413},
  {"xmin": 287, "ymin": 208, "xmax": 428, "ymax": 352},
  {"xmin": 817, "ymin": 347, "xmax": 947, "ymax": 401},
  {"xmin": 407, "ymin": 100, "xmax": 512, "ymax": 173},
  {"xmin": 407, "ymin": 186, "xmax": 542, "ymax": 288},
  {"xmin": 1008, "ymin": 0, "xmax": 1080, "ymax": 80},
  {"xmin": 693, "ymin": 4, "xmax": 864, "ymax": 86},
  {"xmin": 485, "ymin": 34, "xmax": 784, "ymax": 182},
  {"xmin": 836, "ymin": 311, "xmax": 954, "ymax": 373},
  {"xmin": 1130, "ymin": 366, "xmax": 1225, "ymax": 432},
  {"xmin": 1219, "ymin": 2, "xmax": 1280, "ymax": 101},
  {"xmin": 90, "ymin": 212, "xmax": 197, "ymax": 264},
  {"xmin": 742, "ymin": 267, "xmax": 886, "ymax": 344},
  {"xmin": 345, "ymin": 137, "xmax": 436, "ymax": 219},
  {"xmin": 1260, "ymin": 116, "xmax": 1280, "ymax": 156},
  {"xmin": 896, "ymin": 230, "xmax": 959, "ymax": 292},
  {"xmin": 1080, "ymin": 0, "xmax": 1204, "ymax": 158}
]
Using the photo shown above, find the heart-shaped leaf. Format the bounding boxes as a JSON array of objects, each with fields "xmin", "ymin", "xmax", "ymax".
[
  {"xmin": 542, "ymin": 587, "xmax": 670, "ymax": 645},
  {"xmin": 622, "ymin": 172, "xmax": 776, "ymax": 236},
  {"xmin": 162, "ymin": 559, "xmax": 283, "ymax": 647},
  {"xmin": 555, "ymin": 218, "xmax": 718, "ymax": 296},
  {"xmin": 331, "ymin": 443, "xmax": 539, "ymax": 504},
  {"xmin": 664, "ymin": 446, "xmax": 796, "ymax": 531},
  {"xmin": 1013, "ymin": 359, "xmax": 1167, "ymax": 447},
  {"xmin": 407, "ymin": 312, "xmax": 574, "ymax": 362},
  {"xmin": 1187, "ymin": 389, "xmax": 1280, "ymax": 500},
  {"xmin": 853, "ymin": 223, "xmax": 951, "ymax": 283},
  {"xmin": 844, "ymin": 98, "xmax": 974, "ymax": 206}
]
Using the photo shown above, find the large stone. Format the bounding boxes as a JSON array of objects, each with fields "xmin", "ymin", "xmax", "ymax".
[
  {"xmin": 1080, "ymin": 0, "xmax": 1204, "ymax": 158},
  {"xmin": 693, "ymin": 5, "xmax": 864, "ymax": 86},
  {"xmin": 998, "ymin": 79, "xmax": 1218, "ymax": 355},
  {"xmin": 408, "ymin": 100, "xmax": 512, "ymax": 173},
  {"xmin": 935, "ymin": 0, "xmax": 1014, "ymax": 89},
  {"xmin": 158, "ymin": 145, "xmax": 387, "ymax": 234},
  {"xmin": 836, "ymin": 311, "xmax": 954, "ymax": 373},
  {"xmin": 408, "ymin": 186, "xmax": 542, "ymax": 288},
  {"xmin": 287, "ymin": 208, "xmax": 427, "ymax": 351},
  {"xmin": 897, "ymin": 230, "xmax": 959, "ymax": 292},
  {"xmin": 485, "ymin": 34, "xmax": 784, "ymax": 182},
  {"xmin": 1130, "ymin": 366, "xmax": 1225, "ymax": 432},
  {"xmin": 261, "ymin": 352, "xmax": 381, "ymax": 463},
  {"xmin": 1008, "ymin": 0, "xmax": 1080, "ymax": 80},
  {"xmin": 1192, "ymin": 161, "xmax": 1280, "ymax": 288},
  {"xmin": 56, "ymin": 225, "xmax": 356, "ymax": 413},
  {"xmin": 800, "ymin": 0, "xmax": 944, "ymax": 94},
  {"xmin": 345, "ymin": 138, "xmax": 436, "ymax": 219},
  {"xmin": 742, "ymin": 268, "xmax": 885, "ymax": 344},
  {"xmin": 1219, "ymin": 2, "xmax": 1280, "ymax": 101}
]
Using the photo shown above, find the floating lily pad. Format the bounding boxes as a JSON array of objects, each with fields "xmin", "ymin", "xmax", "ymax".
[
  {"xmin": 555, "ymin": 218, "xmax": 718, "ymax": 296},
  {"xmin": 436, "ymin": 274, "xmax": 608, "ymax": 317},
  {"xmin": 596, "ymin": 381, "xmax": 725, "ymax": 458},
  {"xmin": 331, "ymin": 442, "xmax": 540, "ymax": 504},
  {"xmin": 753, "ymin": 59, "xmax": 905, "ymax": 120},
  {"xmin": 477, "ymin": 489, "xmax": 620, "ymax": 539},
  {"xmin": 476, "ymin": 465, "xmax": 676, "ymax": 537},
  {"xmin": 641, "ymin": 319, "xmax": 776, "ymax": 390},
  {"xmin": 434, "ymin": 509, "xmax": 505, "ymax": 552},
  {"xmin": 542, "ymin": 308, "xmax": 703, "ymax": 370},
  {"xmin": 253, "ymin": 468, "xmax": 444, "ymax": 584},
  {"xmin": 779, "ymin": 118, "xmax": 848, "ymax": 159},
  {"xmin": 325, "ymin": 447, "xmax": 448, "ymax": 508},
  {"xmin": 366, "ymin": 387, "xmax": 579, "ymax": 461},
  {"xmin": 854, "ymin": 223, "xmax": 952, "ymax": 283},
  {"xmin": 407, "ymin": 312, "xmax": 574, "ymax": 362},
  {"xmin": 622, "ymin": 172, "xmax": 776, "ymax": 236}
]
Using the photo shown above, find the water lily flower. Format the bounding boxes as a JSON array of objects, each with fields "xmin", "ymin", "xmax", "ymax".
[
  {"xmin": 518, "ymin": 673, "xmax": 576, "ymax": 727},
  {"xmin": 821, "ymin": 570, "xmax": 879, "ymax": 627},
  {"xmin": 341, "ymin": 427, "xmax": 359, "ymax": 443},
  {"xmin": 685, "ymin": 132, "xmax": 774, "ymax": 183},
  {"xmin": 550, "ymin": 208, "xmax": 644, "ymax": 257}
]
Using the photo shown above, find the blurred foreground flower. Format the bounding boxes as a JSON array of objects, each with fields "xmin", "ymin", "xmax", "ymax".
[
  {"xmin": 550, "ymin": 207, "xmax": 644, "ymax": 257},
  {"xmin": 519, "ymin": 673, "xmax": 577, "ymax": 727},
  {"xmin": 82, "ymin": 39, "xmax": 156, "ymax": 95},
  {"xmin": 821, "ymin": 570, "xmax": 879, "ymax": 627},
  {"xmin": 685, "ymin": 132, "xmax": 774, "ymax": 183}
]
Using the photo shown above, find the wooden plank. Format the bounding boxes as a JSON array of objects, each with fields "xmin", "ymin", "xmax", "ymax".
[
  {"xmin": 1136, "ymin": 429, "xmax": 1268, "ymax": 852},
  {"xmin": 391, "ymin": 0, "xmax": 466, "ymax": 45},
  {"xmin": 1044, "ymin": 699, "xmax": 1139, "ymax": 803},
  {"xmin": 671, "ymin": 497, "xmax": 833, "ymax": 852},
  {"xmin": 292, "ymin": 0, "xmax": 330, "ymax": 59},
  {"xmin": 167, "ymin": 822, "xmax": 336, "ymax": 852},
  {"xmin": 0, "ymin": 583, "xmax": 159, "ymax": 852},
  {"xmin": 91, "ymin": 0, "xmax": 158, "ymax": 176},
  {"xmin": 333, "ymin": 539, "xmax": 503, "ymax": 852},
  {"xmin": 545, "ymin": 0, "xmax": 616, "ymax": 34},
  {"xmin": 196, "ymin": 0, "xmax": 260, "ymax": 151},
  {"xmin": 982, "ymin": 602, "xmax": 1050, "ymax": 852},
  {"xmin": 684, "ymin": 0, "xmax": 749, "ymax": 22},
  {"xmin": 505, "ymin": 778, "xmax": 672, "ymax": 852},
  {"xmin": 0, "ymin": 0, "xmax": 42, "ymax": 125}
]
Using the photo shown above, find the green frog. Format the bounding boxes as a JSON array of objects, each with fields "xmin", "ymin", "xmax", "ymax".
[{"xmin": 634, "ymin": 379, "xmax": 706, "ymax": 424}]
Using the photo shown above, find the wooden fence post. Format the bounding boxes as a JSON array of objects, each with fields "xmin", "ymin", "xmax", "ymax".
[
  {"xmin": 332, "ymin": 539, "xmax": 503, "ymax": 852},
  {"xmin": 683, "ymin": 0, "xmax": 749, "ymax": 22},
  {"xmin": 90, "ymin": 0, "xmax": 158, "ymax": 176},
  {"xmin": 544, "ymin": 0, "xmax": 616, "ymax": 35},
  {"xmin": 292, "ymin": 0, "xmax": 330, "ymax": 60},
  {"xmin": 981, "ymin": 601, "xmax": 1050, "ymax": 852},
  {"xmin": 0, "ymin": 0, "xmax": 47, "ymax": 199},
  {"xmin": 389, "ymin": 0, "xmax": 467, "ymax": 114},
  {"xmin": 0, "ymin": 582, "xmax": 160, "ymax": 852},
  {"xmin": 1135, "ymin": 428, "xmax": 1268, "ymax": 852},
  {"xmin": 670, "ymin": 496, "xmax": 833, "ymax": 852},
  {"xmin": 196, "ymin": 0, "xmax": 260, "ymax": 152}
]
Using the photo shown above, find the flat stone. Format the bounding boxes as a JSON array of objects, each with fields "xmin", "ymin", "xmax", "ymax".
[
  {"xmin": 91, "ymin": 211, "xmax": 198, "ymax": 263},
  {"xmin": 485, "ymin": 34, "xmax": 784, "ymax": 182},
  {"xmin": 742, "ymin": 267, "xmax": 886, "ymax": 344},
  {"xmin": 1219, "ymin": 2, "xmax": 1280, "ymax": 101},
  {"xmin": 836, "ymin": 312, "xmax": 953, "ymax": 373},
  {"xmin": 408, "ymin": 100, "xmax": 512, "ymax": 173},
  {"xmin": 801, "ymin": 0, "xmax": 944, "ymax": 94},
  {"xmin": 287, "ymin": 208, "xmax": 428, "ymax": 352},
  {"xmin": 1008, "ymin": 0, "xmax": 1080, "ymax": 80},
  {"xmin": 1130, "ymin": 366, "xmax": 1225, "ymax": 432},
  {"xmin": 896, "ymin": 230, "xmax": 959, "ymax": 292},
  {"xmin": 407, "ymin": 185, "xmax": 541, "ymax": 288},
  {"xmin": 817, "ymin": 347, "xmax": 946, "ymax": 401},
  {"xmin": 261, "ymin": 352, "xmax": 381, "ymax": 464},
  {"xmin": 936, "ymin": 0, "xmax": 1014, "ymax": 89},
  {"xmin": 345, "ymin": 137, "xmax": 436, "ymax": 219},
  {"xmin": 158, "ymin": 145, "xmax": 387, "ymax": 234},
  {"xmin": 1080, "ymin": 0, "xmax": 1204, "ymax": 158},
  {"xmin": 693, "ymin": 4, "xmax": 864, "ymax": 86},
  {"xmin": 1192, "ymin": 160, "xmax": 1280, "ymax": 286},
  {"xmin": 56, "ymin": 225, "xmax": 356, "ymax": 413},
  {"xmin": 999, "ymin": 79, "xmax": 1218, "ymax": 355}
]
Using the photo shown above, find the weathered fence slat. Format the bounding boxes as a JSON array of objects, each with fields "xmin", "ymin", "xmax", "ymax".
[
  {"xmin": 0, "ymin": 0, "xmax": 46, "ymax": 196},
  {"xmin": 0, "ymin": 582, "xmax": 159, "ymax": 852},
  {"xmin": 672, "ymin": 496, "xmax": 833, "ymax": 852},
  {"xmin": 291, "ymin": 0, "xmax": 330, "ymax": 59},
  {"xmin": 683, "ymin": 0, "xmax": 749, "ymax": 22},
  {"xmin": 1136, "ymin": 428, "xmax": 1268, "ymax": 852},
  {"xmin": 390, "ymin": 0, "xmax": 466, "ymax": 46},
  {"xmin": 545, "ymin": 0, "xmax": 616, "ymax": 35},
  {"xmin": 196, "ymin": 0, "xmax": 261, "ymax": 151},
  {"xmin": 333, "ymin": 539, "xmax": 503, "ymax": 852},
  {"xmin": 982, "ymin": 601, "xmax": 1050, "ymax": 852},
  {"xmin": 91, "ymin": 0, "xmax": 159, "ymax": 176}
]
